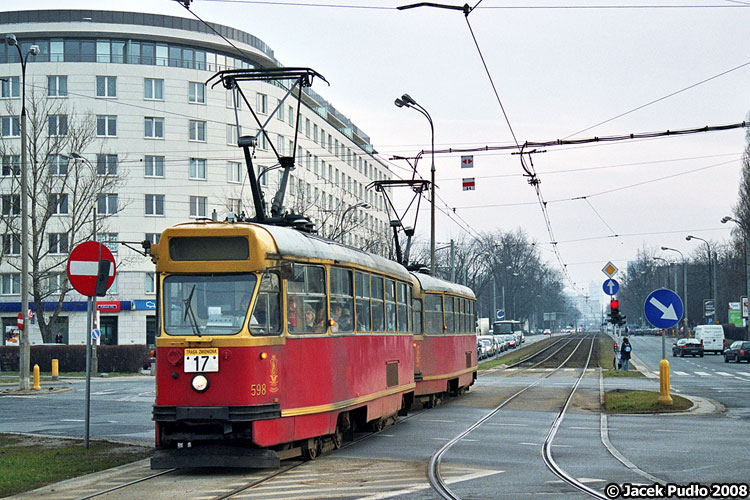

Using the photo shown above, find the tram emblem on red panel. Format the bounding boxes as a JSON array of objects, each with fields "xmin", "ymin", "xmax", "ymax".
[{"xmin": 269, "ymin": 355, "xmax": 279, "ymax": 393}]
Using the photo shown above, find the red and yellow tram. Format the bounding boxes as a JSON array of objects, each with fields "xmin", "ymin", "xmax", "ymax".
[{"xmin": 148, "ymin": 220, "xmax": 475, "ymax": 468}]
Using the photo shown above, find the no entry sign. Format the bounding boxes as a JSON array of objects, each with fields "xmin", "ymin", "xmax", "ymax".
[
  {"xmin": 67, "ymin": 241, "xmax": 117, "ymax": 297},
  {"xmin": 17, "ymin": 312, "xmax": 23, "ymax": 331}
]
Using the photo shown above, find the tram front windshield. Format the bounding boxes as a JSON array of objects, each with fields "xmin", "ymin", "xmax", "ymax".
[{"xmin": 163, "ymin": 273, "xmax": 256, "ymax": 336}]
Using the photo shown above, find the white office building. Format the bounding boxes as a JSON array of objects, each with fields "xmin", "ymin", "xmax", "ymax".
[{"xmin": 0, "ymin": 9, "xmax": 392, "ymax": 346}]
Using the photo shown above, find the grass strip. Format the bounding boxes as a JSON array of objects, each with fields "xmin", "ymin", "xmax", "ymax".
[
  {"xmin": 0, "ymin": 434, "xmax": 152, "ymax": 497},
  {"xmin": 604, "ymin": 389, "xmax": 692, "ymax": 413},
  {"xmin": 479, "ymin": 336, "xmax": 558, "ymax": 370}
]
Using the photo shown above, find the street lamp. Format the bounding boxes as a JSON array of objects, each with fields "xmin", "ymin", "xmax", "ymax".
[
  {"xmin": 394, "ymin": 93, "xmax": 435, "ymax": 275},
  {"xmin": 338, "ymin": 202, "xmax": 370, "ymax": 244},
  {"xmin": 721, "ymin": 216, "xmax": 750, "ymax": 339},
  {"xmin": 7, "ymin": 34, "xmax": 39, "ymax": 391},
  {"xmin": 661, "ymin": 246, "xmax": 688, "ymax": 332},
  {"xmin": 686, "ymin": 235, "xmax": 718, "ymax": 323}
]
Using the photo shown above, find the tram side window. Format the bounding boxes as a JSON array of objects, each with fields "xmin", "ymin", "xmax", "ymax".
[
  {"xmin": 413, "ymin": 298, "xmax": 423, "ymax": 335},
  {"xmin": 456, "ymin": 299, "xmax": 466, "ymax": 333},
  {"xmin": 384, "ymin": 279, "xmax": 396, "ymax": 332},
  {"xmin": 425, "ymin": 294, "xmax": 443, "ymax": 334},
  {"xmin": 250, "ymin": 273, "xmax": 281, "ymax": 336},
  {"xmin": 461, "ymin": 299, "xmax": 468, "ymax": 333},
  {"xmin": 286, "ymin": 264, "xmax": 326, "ymax": 334},
  {"xmin": 445, "ymin": 296, "xmax": 455, "ymax": 334},
  {"xmin": 371, "ymin": 275, "xmax": 385, "ymax": 331},
  {"xmin": 355, "ymin": 271, "xmax": 371, "ymax": 332},
  {"xmin": 397, "ymin": 282, "xmax": 408, "ymax": 333},
  {"xmin": 330, "ymin": 267, "xmax": 353, "ymax": 333}
]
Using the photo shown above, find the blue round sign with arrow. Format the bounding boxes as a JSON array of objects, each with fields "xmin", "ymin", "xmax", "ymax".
[
  {"xmin": 602, "ymin": 278, "xmax": 619, "ymax": 296},
  {"xmin": 644, "ymin": 288, "xmax": 683, "ymax": 329}
]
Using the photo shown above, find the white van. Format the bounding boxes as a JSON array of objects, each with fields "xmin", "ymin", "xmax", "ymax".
[{"xmin": 693, "ymin": 325, "xmax": 725, "ymax": 354}]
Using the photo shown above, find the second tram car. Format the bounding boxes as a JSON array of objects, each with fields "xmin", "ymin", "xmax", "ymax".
[{"xmin": 148, "ymin": 220, "xmax": 476, "ymax": 468}]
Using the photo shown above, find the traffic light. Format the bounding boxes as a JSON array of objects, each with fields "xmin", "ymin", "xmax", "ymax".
[{"xmin": 609, "ymin": 299, "xmax": 620, "ymax": 325}]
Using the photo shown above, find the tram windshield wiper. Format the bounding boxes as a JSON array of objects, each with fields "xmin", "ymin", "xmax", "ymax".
[{"xmin": 183, "ymin": 285, "xmax": 201, "ymax": 337}]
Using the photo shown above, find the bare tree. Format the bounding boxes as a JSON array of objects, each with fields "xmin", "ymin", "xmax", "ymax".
[{"xmin": 0, "ymin": 89, "xmax": 123, "ymax": 342}]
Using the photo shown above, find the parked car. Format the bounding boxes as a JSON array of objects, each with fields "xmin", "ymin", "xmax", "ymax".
[
  {"xmin": 479, "ymin": 337, "xmax": 495, "ymax": 358},
  {"xmin": 543, "ymin": 328, "xmax": 552, "ymax": 335},
  {"xmin": 724, "ymin": 341, "xmax": 750, "ymax": 363},
  {"xmin": 672, "ymin": 338, "xmax": 704, "ymax": 357}
]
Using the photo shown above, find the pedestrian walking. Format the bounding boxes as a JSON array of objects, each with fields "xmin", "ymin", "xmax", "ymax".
[
  {"xmin": 55, "ymin": 331, "xmax": 63, "ymax": 344},
  {"xmin": 620, "ymin": 337, "xmax": 632, "ymax": 371}
]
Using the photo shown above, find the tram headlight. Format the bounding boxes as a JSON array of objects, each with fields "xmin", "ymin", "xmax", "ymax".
[{"xmin": 191, "ymin": 374, "xmax": 210, "ymax": 393}]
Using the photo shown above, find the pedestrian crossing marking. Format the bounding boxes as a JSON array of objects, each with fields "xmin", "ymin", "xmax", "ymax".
[
  {"xmin": 715, "ymin": 371, "xmax": 734, "ymax": 377},
  {"xmin": 695, "ymin": 371, "xmax": 711, "ymax": 376},
  {"xmin": 227, "ymin": 458, "xmax": 503, "ymax": 500},
  {"xmin": 673, "ymin": 371, "xmax": 688, "ymax": 375}
]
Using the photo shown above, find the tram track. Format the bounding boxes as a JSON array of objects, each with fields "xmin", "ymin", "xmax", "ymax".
[
  {"xmin": 70, "ymin": 408, "xmax": 430, "ymax": 500},
  {"xmin": 427, "ymin": 334, "xmax": 602, "ymax": 500}
]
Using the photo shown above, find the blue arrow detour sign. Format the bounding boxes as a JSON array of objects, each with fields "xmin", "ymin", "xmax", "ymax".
[{"xmin": 644, "ymin": 288, "xmax": 683, "ymax": 329}]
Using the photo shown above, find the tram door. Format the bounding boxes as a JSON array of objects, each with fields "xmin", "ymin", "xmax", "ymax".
[{"xmin": 100, "ymin": 316, "xmax": 119, "ymax": 345}]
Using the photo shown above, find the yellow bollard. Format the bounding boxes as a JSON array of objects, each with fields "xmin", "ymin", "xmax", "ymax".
[
  {"xmin": 32, "ymin": 364, "xmax": 41, "ymax": 391},
  {"xmin": 51, "ymin": 359, "xmax": 59, "ymax": 380},
  {"xmin": 658, "ymin": 358, "xmax": 673, "ymax": 405}
]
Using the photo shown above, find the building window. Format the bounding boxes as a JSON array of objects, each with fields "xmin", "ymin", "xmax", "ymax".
[
  {"xmin": 144, "ymin": 117, "xmax": 164, "ymax": 138},
  {"xmin": 257, "ymin": 93, "xmax": 268, "ymax": 114},
  {"xmin": 189, "ymin": 120, "xmax": 206, "ymax": 142},
  {"xmin": 145, "ymin": 233, "xmax": 161, "ymax": 245},
  {"xmin": 47, "ymin": 76, "xmax": 67, "ymax": 97},
  {"xmin": 144, "ymin": 78, "xmax": 163, "ymax": 100},
  {"xmin": 228, "ymin": 161, "xmax": 242, "ymax": 183},
  {"xmin": 227, "ymin": 198, "xmax": 241, "ymax": 214},
  {"xmin": 226, "ymin": 124, "xmax": 238, "ymax": 146},
  {"xmin": 189, "ymin": 158, "xmax": 207, "ymax": 180},
  {"xmin": 287, "ymin": 106, "xmax": 294, "ymax": 126},
  {"xmin": 313, "ymin": 124, "xmax": 318, "ymax": 143},
  {"xmin": 97, "ymin": 194, "xmax": 118, "ymax": 215},
  {"xmin": 49, "ymin": 193, "xmax": 69, "ymax": 215},
  {"xmin": 145, "ymin": 272, "xmax": 156, "ymax": 294},
  {"xmin": 96, "ymin": 115, "xmax": 117, "ymax": 137},
  {"xmin": 145, "ymin": 194, "xmax": 165, "ymax": 216},
  {"xmin": 276, "ymin": 99, "xmax": 284, "ymax": 121},
  {"xmin": 1, "ymin": 194, "xmax": 20, "ymax": 216},
  {"xmin": 2, "ymin": 155, "xmax": 20, "ymax": 176},
  {"xmin": 145, "ymin": 155, "xmax": 164, "ymax": 177},
  {"xmin": 1, "ymin": 273, "xmax": 20, "ymax": 295},
  {"xmin": 3, "ymin": 234, "xmax": 20, "ymax": 255},
  {"xmin": 0, "ymin": 77, "xmax": 19, "ymax": 98},
  {"xmin": 305, "ymin": 118, "xmax": 310, "ymax": 138},
  {"xmin": 97, "ymin": 233, "xmax": 118, "ymax": 254},
  {"xmin": 48, "ymin": 155, "xmax": 68, "ymax": 176},
  {"xmin": 49, "ymin": 273, "xmax": 67, "ymax": 294},
  {"xmin": 48, "ymin": 232, "xmax": 69, "ymax": 254},
  {"xmin": 1, "ymin": 116, "xmax": 20, "ymax": 137},
  {"xmin": 189, "ymin": 196, "xmax": 207, "ymax": 217},
  {"xmin": 96, "ymin": 154, "xmax": 117, "ymax": 176},
  {"xmin": 189, "ymin": 82, "xmax": 205, "ymax": 103},
  {"xmin": 96, "ymin": 76, "xmax": 117, "ymax": 97},
  {"xmin": 48, "ymin": 114, "xmax": 68, "ymax": 137}
]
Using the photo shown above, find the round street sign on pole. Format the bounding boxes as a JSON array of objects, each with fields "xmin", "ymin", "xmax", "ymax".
[
  {"xmin": 602, "ymin": 278, "xmax": 620, "ymax": 296},
  {"xmin": 496, "ymin": 309, "xmax": 505, "ymax": 321},
  {"xmin": 644, "ymin": 288, "xmax": 684, "ymax": 329},
  {"xmin": 66, "ymin": 241, "xmax": 117, "ymax": 297},
  {"xmin": 17, "ymin": 313, "xmax": 23, "ymax": 331}
]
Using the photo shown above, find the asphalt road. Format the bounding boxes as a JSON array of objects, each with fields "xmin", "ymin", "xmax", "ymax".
[{"xmin": 2, "ymin": 335, "xmax": 749, "ymax": 499}]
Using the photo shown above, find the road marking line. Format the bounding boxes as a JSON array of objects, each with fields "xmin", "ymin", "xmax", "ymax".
[
  {"xmin": 695, "ymin": 371, "xmax": 711, "ymax": 376},
  {"xmin": 356, "ymin": 469, "xmax": 504, "ymax": 500},
  {"xmin": 421, "ymin": 419, "xmax": 454, "ymax": 423},
  {"xmin": 486, "ymin": 422, "xmax": 528, "ymax": 427},
  {"xmin": 715, "ymin": 371, "xmax": 734, "ymax": 377},
  {"xmin": 673, "ymin": 371, "xmax": 689, "ymax": 375}
]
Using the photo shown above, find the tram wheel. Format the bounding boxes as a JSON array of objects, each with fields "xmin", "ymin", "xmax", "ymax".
[
  {"xmin": 332, "ymin": 427, "xmax": 344, "ymax": 449},
  {"xmin": 303, "ymin": 438, "xmax": 320, "ymax": 460}
]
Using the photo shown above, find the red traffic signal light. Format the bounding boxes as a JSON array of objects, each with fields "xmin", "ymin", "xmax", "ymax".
[{"xmin": 610, "ymin": 299, "xmax": 619, "ymax": 309}]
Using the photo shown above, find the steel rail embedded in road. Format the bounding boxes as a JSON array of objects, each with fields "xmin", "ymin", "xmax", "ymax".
[
  {"xmin": 427, "ymin": 334, "xmax": 595, "ymax": 500},
  {"xmin": 541, "ymin": 336, "xmax": 610, "ymax": 499}
]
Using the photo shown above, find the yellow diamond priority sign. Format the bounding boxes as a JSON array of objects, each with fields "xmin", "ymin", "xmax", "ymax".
[{"xmin": 602, "ymin": 261, "xmax": 618, "ymax": 278}]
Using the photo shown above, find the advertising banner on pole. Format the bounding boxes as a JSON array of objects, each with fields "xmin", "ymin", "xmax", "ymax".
[{"xmin": 728, "ymin": 302, "xmax": 743, "ymax": 327}]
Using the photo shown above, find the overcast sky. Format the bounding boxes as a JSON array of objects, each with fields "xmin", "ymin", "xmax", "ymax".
[{"xmin": 4, "ymin": 0, "xmax": 750, "ymax": 300}]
